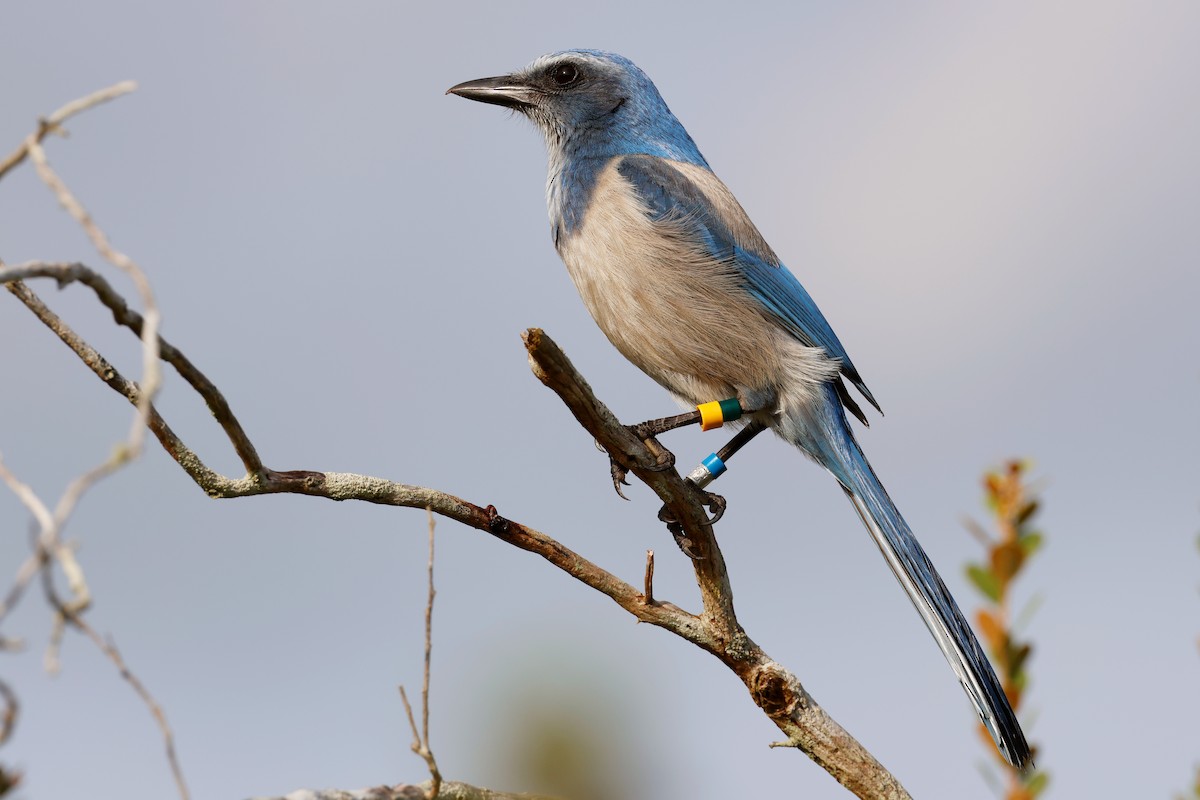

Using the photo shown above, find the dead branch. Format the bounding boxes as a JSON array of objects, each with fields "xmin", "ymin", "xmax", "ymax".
[
  {"xmin": 0, "ymin": 82, "xmax": 177, "ymax": 799},
  {"xmin": 0, "ymin": 81, "xmax": 136, "ymax": 182},
  {"xmin": 0, "ymin": 679, "xmax": 16, "ymax": 746},
  {"xmin": 248, "ymin": 781, "xmax": 561, "ymax": 800},
  {"xmin": 5, "ymin": 254, "xmax": 910, "ymax": 798},
  {"xmin": 399, "ymin": 510, "xmax": 442, "ymax": 800}
]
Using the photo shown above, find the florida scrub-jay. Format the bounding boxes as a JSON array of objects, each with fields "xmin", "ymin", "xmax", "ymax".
[{"xmin": 448, "ymin": 49, "xmax": 1031, "ymax": 769}]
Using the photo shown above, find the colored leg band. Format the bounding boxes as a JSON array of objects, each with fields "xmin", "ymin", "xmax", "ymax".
[
  {"xmin": 686, "ymin": 453, "xmax": 727, "ymax": 489},
  {"xmin": 696, "ymin": 398, "xmax": 744, "ymax": 431}
]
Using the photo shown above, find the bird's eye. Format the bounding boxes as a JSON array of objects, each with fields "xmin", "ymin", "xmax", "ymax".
[{"xmin": 551, "ymin": 63, "xmax": 579, "ymax": 87}]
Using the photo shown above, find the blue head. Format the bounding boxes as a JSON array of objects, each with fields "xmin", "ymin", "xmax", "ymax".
[{"xmin": 447, "ymin": 50, "xmax": 708, "ymax": 168}]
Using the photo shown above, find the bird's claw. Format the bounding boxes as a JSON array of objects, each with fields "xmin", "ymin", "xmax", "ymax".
[
  {"xmin": 657, "ymin": 484, "xmax": 727, "ymax": 559},
  {"xmin": 657, "ymin": 485, "xmax": 727, "ymax": 528},
  {"xmin": 701, "ymin": 490, "xmax": 727, "ymax": 525},
  {"xmin": 599, "ymin": 429, "xmax": 677, "ymax": 500},
  {"xmin": 657, "ymin": 504, "xmax": 702, "ymax": 559},
  {"xmin": 610, "ymin": 457, "xmax": 631, "ymax": 501}
]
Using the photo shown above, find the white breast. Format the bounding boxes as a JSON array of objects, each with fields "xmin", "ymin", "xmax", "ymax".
[{"xmin": 554, "ymin": 157, "xmax": 839, "ymax": 412}]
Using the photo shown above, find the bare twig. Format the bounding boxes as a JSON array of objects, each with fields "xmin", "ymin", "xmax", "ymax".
[
  {"xmin": 643, "ymin": 549, "xmax": 655, "ymax": 606},
  {"xmin": 0, "ymin": 678, "xmax": 17, "ymax": 746},
  {"xmin": 0, "ymin": 458, "xmax": 56, "ymax": 634},
  {"xmin": 422, "ymin": 513, "xmax": 435, "ymax": 739},
  {"xmin": 60, "ymin": 613, "xmax": 188, "ymax": 800},
  {"xmin": 23, "ymin": 144, "xmax": 161, "ymax": 455},
  {"xmin": 399, "ymin": 512, "xmax": 442, "ymax": 799},
  {"xmin": 2, "ymin": 263, "xmax": 262, "ymax": 477},
  {"xmin": 0, "ymin": 81, "xmax": 136, "ymax": 182},
  {"xmin": 249, "ymin": 781, "xmax": 562, "ymax": 800},
  {"xmin": 0, "ymin": 82, "xmax": 183, "ymax": 800},
  {"xmin": 421, "ymin": 511, "xmax": 439, "ymax": 796}
]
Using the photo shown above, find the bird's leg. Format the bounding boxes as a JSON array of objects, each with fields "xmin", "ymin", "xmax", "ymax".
[
  {"xmin": 608, "ymin": 411, "xmax": 696, "ymax": 498},
  {"xmin": 608, "ymin": 399, "xmax": 748, "ymax": 498},
  {"xmin": 630, "ymin": 409, "xmax": 701, "ymax": 438}
]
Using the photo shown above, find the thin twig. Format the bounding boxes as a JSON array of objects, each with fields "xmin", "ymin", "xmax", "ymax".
[
  {"xmin": 31, "ymin": 555, "xmax": 188, "ymax": 797},
  {"xmin": 398, "ymin": 686, "xmax": 421, "ymax": 762},
  {"xmin": 0, "ymin": 81, "xmax": 136, "ymax": 182},
  {"xmin": 0, "ymin": 458, "xmax": 55, "ymax": 633},
  {"xmin": 0, "ymin": 82, "xmax": 182, "ymax": 800},
  {"xmin": 643, "ymin": 549, "xmax": 655, "ymax": 606},
  {"xmin": 2, "ymin": 263, "xmax": 263, "ymax": 476},
  {"xmin": 397, "ymin": 511, "xmax": 442, "ymax": 799},
  {"xmin": 72, "ymin": 622, "xmax": 187, "ymax": 798},
  {"xmin": 23, "ymin": 144, "xmax": 162, "ymax": 458},
  {"xmin": 250, "ymin": 781, "xmax": 562, "ymax": 800},
  {"xmin": 0, "ymin": 678, "xmax": 17, "ymax": 745},
  {"xmin": 420, "ymin": 509, "xmax": 441, "ymax": 798}
]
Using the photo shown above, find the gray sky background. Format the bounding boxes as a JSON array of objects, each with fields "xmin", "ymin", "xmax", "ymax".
[{"xmin": 2, "ymin": 2, "xmax": 1198, "ymax": 798}]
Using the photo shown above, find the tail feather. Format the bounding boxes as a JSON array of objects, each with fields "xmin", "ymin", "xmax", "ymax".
[{"xmin": 784, "ymin": 385, "xmax": 1032, "ymax": 769}]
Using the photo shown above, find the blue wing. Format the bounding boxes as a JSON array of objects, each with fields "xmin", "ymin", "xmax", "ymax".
[{"xmin": 616, "ymin": 154, "xmax": 881, "ymax": 416}]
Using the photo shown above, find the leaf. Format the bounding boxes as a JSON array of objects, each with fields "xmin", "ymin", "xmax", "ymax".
[
  {"xmin": 1026, "ymin": 771, "xmax": 1050, "ymax": 797},
  {"xmin": 1019, "ymin": 531, "xmax": 1044, "ymax": 557},
  {"xmin": 976, "ymin": 609, "xmax": 1005, "ymax": 652},
  {"xmin": 1015, "ymin": 499, "xmax": 1039, "ymax": 526},
  {"xmin": 967, "ymin": 564, "xmax": 1001, "ymax": 602},
  {"xmin": 991, "ymin": 542, "xmax": 1024, "ymax": 583},
  {"xmin": 984, "ymin": 474, "xmax": 1002, "ymax": 510},
  {"xmin": 1009, "ymin": 642, "xmax": 1033, "ymax": 677}
]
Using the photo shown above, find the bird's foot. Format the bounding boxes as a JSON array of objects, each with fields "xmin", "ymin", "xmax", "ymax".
[
  {"xmin": 657, "ymin": 504, "xmax": 699, "ymax": 558},
  {"xmin": 601, "ymin": 400, "xmax": 753, "ymax": 500},
  {"xmin": 600, "ymin": 435, "xmax": 675, "ymax": 500},
  {"xmin": 657, "ymin": 482, "xmax": 727, "ymax": 559},
  {"xmin": 699, "ymin": 489, "xmax": 727, "ymax": 525}
]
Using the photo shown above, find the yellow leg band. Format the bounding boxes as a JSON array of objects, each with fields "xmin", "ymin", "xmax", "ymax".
[{"xmin": 697, "ymin": 401, "xmax": 725, "ymax": 431}]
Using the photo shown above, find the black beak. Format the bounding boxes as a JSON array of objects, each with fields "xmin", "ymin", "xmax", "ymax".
[{"xmin": 446, "ymin": 75, "xmax": 539, "ymax": 110}]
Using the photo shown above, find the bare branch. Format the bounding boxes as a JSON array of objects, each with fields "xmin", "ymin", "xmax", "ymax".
[
  {"xmin": 398, "ymin": 511, "xmax": 444, "ymax": 799},
  {"xmin": 398, "ymin": 688, "xmax": 422, "ymax": 766},
  {"xmin": 523, "ymin": 329, "xmax": 737, "ymax": 631},
  {"xmin": 65, "ymin": 618, "xmax": 188, "ymax": 800},
  {"xmin": 643, "ymin": 549, "xmax": 655, "ymax": 606},
  {"xmin": 0, "ymin": 81, "xmax": 136, "ymax": 182},
  {"xmin": 0, "ymin": 81, "xmax": 181, "ymax": 800},
  {"xmin": 0, "ymin": 677, "xmax": 16, "ymax": 746},
  {"xmin": 7, "ymin": 255, "xmax": 909, "ymax": 798},
  {"xmin": 420, "ymin": 510, "xmax": 440, "ymax": 798},
  {"xmin": 248, "ymin": 781, "xmax": 562, "ymax": 800},
  {"xmin": 3, "ymin": 263, "xmax": 263, "ymax": 476},
  {"xmin": 22, "ymin": 143, "xmax": 161, "ymax": 455}
]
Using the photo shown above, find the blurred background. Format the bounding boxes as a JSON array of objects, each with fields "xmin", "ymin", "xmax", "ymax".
[{"xmin": 1, "ymin": 1, "xmax": 1197, "ymax": 797}]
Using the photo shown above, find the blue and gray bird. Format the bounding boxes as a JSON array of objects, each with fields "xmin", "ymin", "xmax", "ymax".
[{"xmin": 449, "ymin": 49, "xmax": 1031, "ymax": 769}]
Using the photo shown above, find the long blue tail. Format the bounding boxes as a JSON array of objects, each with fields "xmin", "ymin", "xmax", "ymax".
[{"xmin": 782, "ymin": 384, "xmax": 1032, "ymax": 769}]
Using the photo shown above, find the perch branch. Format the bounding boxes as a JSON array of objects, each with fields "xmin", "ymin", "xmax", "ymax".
[{"xmin": 5, "ymin": 250, "xmax": 910, "ymax": 798}]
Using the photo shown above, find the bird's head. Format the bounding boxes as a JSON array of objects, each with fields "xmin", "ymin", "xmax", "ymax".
[{"xmin": 447, "ymin": 50, "xmax": 705, "ymax": 165}]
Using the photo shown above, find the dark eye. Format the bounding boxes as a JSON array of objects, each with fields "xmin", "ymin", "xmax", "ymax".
[{"xmin": 551, "ymin": 63, "xmax": 579, "ymax": 87}]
